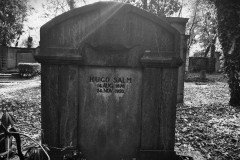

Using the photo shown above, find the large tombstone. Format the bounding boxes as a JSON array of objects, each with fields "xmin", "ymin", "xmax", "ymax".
[{"xmin": 36, "ymin": 2, "xmax": 183, "ymax": 160}]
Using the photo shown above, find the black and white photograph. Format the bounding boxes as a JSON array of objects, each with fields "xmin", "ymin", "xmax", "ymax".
[{"xmin": 0, "ymin": 0, "xmax": 239, "ymax": 159}]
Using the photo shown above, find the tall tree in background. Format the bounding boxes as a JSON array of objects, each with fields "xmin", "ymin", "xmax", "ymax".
[
  {"xmin": 186, "ymin": 0, "xmax": 217, "ymax": 57},
  {"xmin": 115, "ymin": 0, "xmax": 182, "ymax": 17},
  {"xmin": 210, "ymin": 0, "xmax": 240, "ymax": 106},
  {"xmin": 0, "ymin": 0, "xmax": 28, "ymax": 46},
  {"xmin": 42, "ymin": 0, "xmax": 85, "ymax": 19}
]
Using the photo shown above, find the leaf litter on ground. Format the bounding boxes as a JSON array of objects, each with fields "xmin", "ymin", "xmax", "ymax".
[
  {"xmin": 0, "ymin": 77, "xmax": 41, "ymax": 155},
  {"xmin": 175, "ymin": 73, "xmax": 240, "ymax": 160}
]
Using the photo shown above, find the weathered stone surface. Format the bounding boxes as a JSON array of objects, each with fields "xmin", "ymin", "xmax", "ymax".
[
  {"xmin": 167, "ymin": 17, "xmax": 188, "ymax": 103},
  {"xmin": 36, "ymin": 2, "xmax": 183, "ymax": 160}
]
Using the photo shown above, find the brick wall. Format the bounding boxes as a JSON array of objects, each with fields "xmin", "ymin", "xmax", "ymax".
[{"xmin": 0, "ymin": 46, "xmax": 36, "ymax": 72}]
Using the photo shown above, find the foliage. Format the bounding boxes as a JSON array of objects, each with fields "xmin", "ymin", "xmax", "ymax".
[
  {"xmin": 18, "ymin": 63, "xmax": 41, "ymax": 78},
  {"xmin": 115, "ymin": 0, "xmax": 182, "ymax": 17},
  {"xmin": 209, "ymin": 0, "xmax": 240, "ymax": 106},
  {"xmin": 0, "ymin": 0, "xmax": 29, "ymax": 46},
  {"xmin": 41, "ymin": 0, "xmax": 181, "ymax": 19},
  {"xmin": 186, "ymin": 0, "xmax": 218, "ymax": 57},
  {"xmin": 42, "ymin": 0, "xmax": 85, "ymax": 19},
  {"xmin": 0, "ymin": 112, "xmax": 25, "ymax": 160}
]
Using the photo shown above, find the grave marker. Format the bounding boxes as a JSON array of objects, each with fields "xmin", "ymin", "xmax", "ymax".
[{"xmin": 36, "ymin": 2, "xmax": 184, "ymax": 160}]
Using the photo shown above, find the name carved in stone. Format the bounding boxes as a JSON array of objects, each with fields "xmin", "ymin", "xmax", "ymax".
[{"xmin": 89, "ymin": 76, "xmax": 132, "ymax": 94}]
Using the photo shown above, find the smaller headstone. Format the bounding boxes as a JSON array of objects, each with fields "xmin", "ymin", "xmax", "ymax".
[{"xmin": 200, "ymin": 70, "xmax": 206, "ymax": 80}]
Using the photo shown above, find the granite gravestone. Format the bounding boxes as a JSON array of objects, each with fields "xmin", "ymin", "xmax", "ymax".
[{"xmin": 36, "ymin": 2, "xmax": 183, "ymax": 160}]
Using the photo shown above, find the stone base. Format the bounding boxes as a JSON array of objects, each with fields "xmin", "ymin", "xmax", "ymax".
[
  {"xmin": 139, "ymin": 150, "xmax": 177, "ymax": 160},
  {"xmin": 176, "ymin": 155, "xmax": 194, "ymax": 160},
  {"xmin": 47, "ymin": 149, "xmax": 194, "ymax": 160}
]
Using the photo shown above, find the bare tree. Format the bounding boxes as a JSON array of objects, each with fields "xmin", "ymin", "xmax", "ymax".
[
  {"xmin": 42, "ymin": 0, "xmax": 85, "ymax": 19},
  {"xmin": 186, "ymin": 0, "xmax": 217, "ymax": 57}
]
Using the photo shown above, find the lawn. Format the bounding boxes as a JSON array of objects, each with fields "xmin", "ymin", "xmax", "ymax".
[{"xmin": 0, "ymin": 73, "xmax": 239, "ymax": 160}]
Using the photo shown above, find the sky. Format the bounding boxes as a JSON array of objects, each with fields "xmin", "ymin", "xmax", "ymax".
[
  {"xmin": 20, "ymin": 0, "xmax": 107, "ymax": 47},
  {"xmin": 28, "ymin": 0, "xmax": 113, "ymax": 26}
]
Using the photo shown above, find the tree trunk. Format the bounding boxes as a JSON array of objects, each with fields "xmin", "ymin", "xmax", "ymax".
[
  {"xmin": 203, "ymin": 45, "xmax": 210, "ymax": 57},
  {"xmin": 214, "ymin": 0, "xmax": 240, "ymax": 106}
]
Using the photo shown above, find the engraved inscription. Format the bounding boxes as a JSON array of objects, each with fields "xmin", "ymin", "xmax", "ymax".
[{"xmin": 89, "ymin": 76, "xmax": 132, "ymax": 94}]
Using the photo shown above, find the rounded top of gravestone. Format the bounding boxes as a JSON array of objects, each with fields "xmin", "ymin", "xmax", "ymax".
[
  {"xmin": 37, "ymin": 1, "xmax": 182, "ymax": 67},
  {"xmin": 41, "ymin": 1, "xmax": 179, "ymax": 35}
]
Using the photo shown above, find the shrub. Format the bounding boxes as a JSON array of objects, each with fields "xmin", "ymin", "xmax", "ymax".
[{"xmin": 18, "ymin": 63, "xmax": 41, "ymax": 78}]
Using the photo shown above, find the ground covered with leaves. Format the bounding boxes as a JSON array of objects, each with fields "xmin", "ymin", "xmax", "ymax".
[
  {"xmin": 0, "ymin": 77, "xmax": 41, "ymax": 151},
  {"xmin": 0, "ymin": 73, "xmax": 239, "ymax": 160},
  {"xmin": 175, "ymin": 73, "xmax": 240, "ymax": 160}
]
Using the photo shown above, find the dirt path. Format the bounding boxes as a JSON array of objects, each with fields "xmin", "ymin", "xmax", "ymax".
[{"xmin": 0, "ymin": 77, "xmax": 41, "ymax": 99}]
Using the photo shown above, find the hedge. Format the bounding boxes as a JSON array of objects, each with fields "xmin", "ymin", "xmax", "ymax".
[{"xmin": 18, "ymin": 63, "xmax": 41, "ymax": 78}]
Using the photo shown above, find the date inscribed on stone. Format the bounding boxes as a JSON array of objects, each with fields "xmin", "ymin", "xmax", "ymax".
[{"xmin": 89, "ymin": 76, "xmax": 132, "ymax": 94}]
